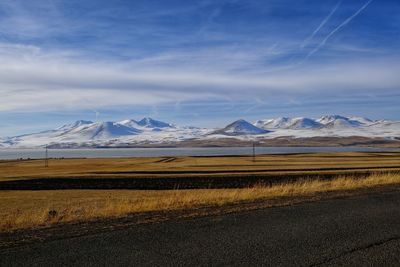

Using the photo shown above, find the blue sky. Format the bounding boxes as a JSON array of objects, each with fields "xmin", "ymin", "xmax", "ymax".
[{"xmin": 0, "ymin": 0, "xmax": 399, "ymax": 136}]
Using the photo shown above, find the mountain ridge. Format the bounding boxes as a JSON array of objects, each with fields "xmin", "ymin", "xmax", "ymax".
[{"xmin": 1, "ymin": 115, "xmax": 400, "ymax": 148}]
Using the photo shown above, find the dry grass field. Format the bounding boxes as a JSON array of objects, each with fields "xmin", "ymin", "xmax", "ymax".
[
  {"xmin": 1, "ymin": 172, "xmax": 400, "ymax": 232},
  {"xmin": 1, "ymin": 152, "xmax": 400, "ymax": 232}
]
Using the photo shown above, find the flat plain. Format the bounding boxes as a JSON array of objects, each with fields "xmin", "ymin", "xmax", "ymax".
[
  {"xmin": 1, "ymin": 151, "xmax": 400, "ymax": 181},
  {"xmin": 1, "ymin": 151, "xmax": 400, "ymax": 233}
]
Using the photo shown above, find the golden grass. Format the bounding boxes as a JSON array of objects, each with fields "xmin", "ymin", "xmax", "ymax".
[
  {"xmin": 1, "ymin": 172, "xmax": 399, "ymax": 232},
  {"xmin": 1, "ymin": 152, "xmax": 400, "ymax": 181}
]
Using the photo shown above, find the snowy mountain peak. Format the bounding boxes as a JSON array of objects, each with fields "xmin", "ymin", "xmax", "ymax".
[
  {"xmin": 1, "ymin": 115, "xmax": 399, "ymax": 148},
  {"xmin": 137, "ymin": 117, "xmax": 173, "ymax": 128},
  {"xmin": 81, "ymin": 121, "xmax": 142, "ymax": 140},
  {"xmin": 214, "ymin": 119, "xmax": 270, "ymax": 136},
  {"xmin": 289, "ymin": 117, "xmax": 323, "ymax": 129},
  {"xmin": 317, "ymin": 115, "xmax": 366, "ymax": 128},
  {"xmin": 117, "ymin": 119, "xmax": 139, "ymax": 128},
  {"xmin": 255, "ymin": 117, "xmax": 291, "ymax": 129},
  {"xmin": 316, "ymin": 115, "xmax": 348, "ymax": 125}
]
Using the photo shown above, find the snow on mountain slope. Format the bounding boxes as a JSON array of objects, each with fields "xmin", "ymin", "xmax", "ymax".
[
  {"xmin": 316, "ymin": 115, "xmax": 348, "ymax": 125},
  {"xmin": 349, "ymin": 116, "xmax": 374, "ymax": 125},
  {"xmin": 213, "ymin": 120, "xmax": 270, "ymax": 136},
  {"xmin": 366, "ymin": 120, "xmax": 400, "ymax": 135},
  {"xmin": 1, "ymin": 115, "xmax": 399, "ymax": 148},
  {"xmin": 137, "ymin": 117, "xmax": 174, "ymax": 128},
  {"xmin": 2, "ymin": 121, "xmax": 143, "ymax": 147},
  {"xmin": 61, "ymin": 122, "xmax": 142, "ymax": 140},
  {"xmin": 1, "ymin": 118, "xmax": 210, "ymax": 148},
  {"xmin": 252, "ymin": 115, "xmax": 400, "ymax": 139},
  {"xmin": 57, "ymin": 120, "xmax": 94, "ymax": 131},
  {"xmin": 316, "ymin": 115, "xmax": 365, "ymax": 128},
  {"xmin": 117, "ymin": 119, "xmax": 139, "ymax": 129},
  {"xmin": 289, "ymin": 118, "xmax": 323, "ymax": 129},
  {"xmin": 324, "ymin": 119, "xmax": 361, "ymax": 128},
  {"xmin": 256, "ymin": 117, "xmax": 322, "ymax": 130},
  {"xmin": 264, "ymin": 116, "xmax": 400, "ymax": 139},
  {"xmin": 255, "ymin": 117, "xmax": 291, "ymax": 129}
]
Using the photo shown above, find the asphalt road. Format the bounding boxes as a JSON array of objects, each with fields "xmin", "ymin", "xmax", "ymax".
[{"xmin": 1, "ymin": 191, "xmax": 400, "ymax": 266}]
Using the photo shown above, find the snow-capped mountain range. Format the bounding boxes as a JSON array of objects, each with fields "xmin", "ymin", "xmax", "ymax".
[{"xmin": 1, "ymin": 115, "xmax": 399, "ymax": 148}]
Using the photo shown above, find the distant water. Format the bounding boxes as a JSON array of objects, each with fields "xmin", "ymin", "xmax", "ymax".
[{"xmin": 0, "ymin": 147, "xmax": 398, "ymax": 160}]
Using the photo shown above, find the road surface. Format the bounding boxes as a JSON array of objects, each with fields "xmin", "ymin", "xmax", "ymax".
[{"xmin": 1, "ymin": 191, "xmax": 400, "ymax": 266}]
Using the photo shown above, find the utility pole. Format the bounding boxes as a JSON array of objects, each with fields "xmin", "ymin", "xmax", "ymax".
[
  {"xmin": 45, "ymin": 145, "xmax": 49, "ymax": 168},
  {"xmin": 252, "ymin": 142, "xmax": 256, "ymax": 163}
]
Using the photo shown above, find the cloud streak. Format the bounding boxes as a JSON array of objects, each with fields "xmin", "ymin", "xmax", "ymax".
[
  {"xmin": 301, "ymin": 1, "xmax": 342, "ymax": 48},
  {"xmin": 306, "ymin": 0, "xmax": 374, "ymax": 59}
]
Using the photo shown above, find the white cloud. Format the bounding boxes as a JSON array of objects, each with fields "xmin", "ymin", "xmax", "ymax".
[
  {"xmin": 0, "ymin": 42, "xmax": 398, "ymax": 112},
  {"xmin": 0, "ymin": 88, "xmax": 209, "ymax": 112}
]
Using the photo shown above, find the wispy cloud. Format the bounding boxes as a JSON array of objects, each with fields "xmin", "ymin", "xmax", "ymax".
[
  {"xmin": 0, "ymin": 42, "xmax": 398, "ymax": 112},
  {"xmin": 306, "ymin": 0, "xmax": 374, "ymax": 59},
  {"xmin": 0, "ymin": 0, "xmax": 399, "ymax": 135},
  {"xmin": 301, "ymin": 1, "xmax": 342, "ymax": 48}
]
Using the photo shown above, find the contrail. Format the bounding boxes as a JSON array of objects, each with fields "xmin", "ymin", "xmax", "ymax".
[
  {"xmin": 301, "ymin": 1, "xmax": 342, "ymax": 48},
  {"xmin": 306, "ymin": 0, "xmax": 374, "ymax": 59}
]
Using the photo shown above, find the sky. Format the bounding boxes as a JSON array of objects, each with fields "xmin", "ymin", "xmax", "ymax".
[{"xmin": 0, "ymin": 0, "xmax": 399, "ymax": 136}]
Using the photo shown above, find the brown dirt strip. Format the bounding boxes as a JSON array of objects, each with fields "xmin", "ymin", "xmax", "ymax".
[
  {"xmin": 89, "ymin": 165, "xmax": 400, "ymax": 175},
  {"xmin": 0, "ymin": 170, "xmax": 398, "ymax": 190}
]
